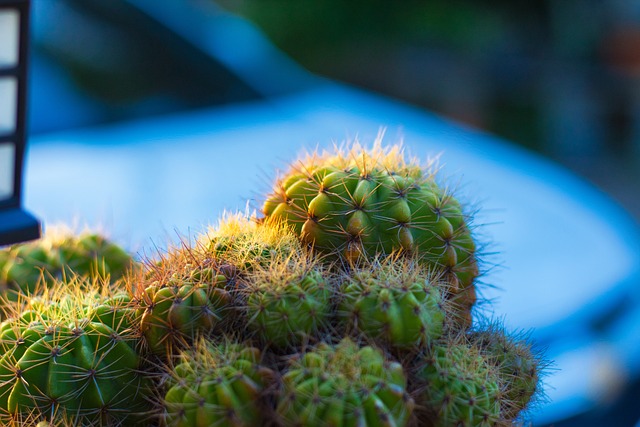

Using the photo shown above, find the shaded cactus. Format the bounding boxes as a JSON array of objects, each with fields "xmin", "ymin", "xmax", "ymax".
[
  {"xmin": 163, "ymin": 338, "xmax": 274, "ymax": 427},
  {"xmin": 416, "ymin": 340, "xmax": 501, "ymax": 427},
  {"xmin": 278, "ymin": 338, "xmax": 414, "ymax": 426},
  {"xmin": 337, "ymin": 257, "xmax": 446, "ymax": 350},
  {"xmin": 471, "ymin": 325, "xmax": 542, "ymax": 420}
]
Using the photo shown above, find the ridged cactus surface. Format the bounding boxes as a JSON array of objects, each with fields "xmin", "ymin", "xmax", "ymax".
[
  {"xmin": 417, "ymin": 342, "xmax": 501, "ymax": 426},
  {"xmin": 278, "ymin": 338, "xmax": 414, "ymax": 427},
  {"xmin": 137, "ymin": 264, "xmax": 232, "ymax": 355},
  {"xmin": 0, "ymin": 285, "xmax": 151, "ymax": 425},
  {"xmin": 163, "ymin": 339, "xmax": 273, "ymax": 427},
  {"xmin": 338, "ymin": 258, "xmax": 446, "ymax": 349}
]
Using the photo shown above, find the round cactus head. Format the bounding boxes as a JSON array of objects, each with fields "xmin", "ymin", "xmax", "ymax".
[
  {"xmin": 0, "ymin": 229, "xmax": 136, "ymax": 302},
  {"xmin": 416, "ymin": 338, "xmax": 502, "ymax": 427},
  {"xmin": 337, "ymin": 256, "xmax": 447, "ymax": 350},
  {"xmin": 278, "ymin": 338, "xmax": 414, "ymax": 426},
  {"xmin": 243, "ymin": 263, "xmax": 331, "ymax": 349},
  {"xmin": 0, "ymin": 280, "xmax": 152, "ymax": 425},
  {"xmin": 136, "ymin": 261, "xmax": 234, "ymax": 356},
  {"xmin": 262, "ymin": 141, "xmax": 478, "ymax": 325},
  {"xmin": 163, "ymin": 337, "xmax": 274, "ymax": 427},
  {"xmin": 204, "ymin": 213, "xmax": 305, "ymax": 273}
]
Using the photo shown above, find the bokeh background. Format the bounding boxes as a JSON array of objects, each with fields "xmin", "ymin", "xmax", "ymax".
[
  {"xmin": 22, "ymin": 1, "xmax": 640, "ymax": 425},
  {"xmin": 30, "ymin": 0, "xmax": 640, "ymax": 223}
]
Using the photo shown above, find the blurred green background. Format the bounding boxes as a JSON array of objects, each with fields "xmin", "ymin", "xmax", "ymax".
[
  {"xmin": 214, "ymin": 0, "xmax": 640, "ymax": 220},
  {"xmin": 29, "ymin": 0, "xmax": 640, "ymax": 220}
]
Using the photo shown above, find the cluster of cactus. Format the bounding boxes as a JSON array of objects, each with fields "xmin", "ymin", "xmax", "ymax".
[{"xmin": 0, "ymin": 142, "xmax": 546, "ymax": 426}]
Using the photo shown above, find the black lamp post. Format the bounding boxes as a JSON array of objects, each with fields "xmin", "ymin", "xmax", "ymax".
[{"xmin": 0, "ymin": 0, "xmax": 40, "ymax": 246}]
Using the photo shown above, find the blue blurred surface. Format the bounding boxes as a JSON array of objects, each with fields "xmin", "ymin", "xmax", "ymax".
[{"xmin": 22, "ymin": 1, "xmax": 640, "ymax": 425}]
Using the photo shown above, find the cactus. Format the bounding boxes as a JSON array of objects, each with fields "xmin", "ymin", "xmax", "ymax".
[
  {"xmin": 0, "ymin": 231, "xmax": 135, "ymax": 301},
  {"xmin": 262, "ymin": 142, "xmax": 478, "ymax": 325},
  {"xmin": 337, "ymin": 257, "xmax": 446, "ymax": 350},
  {"xmin": 416, "ymin": 340, "xmax": 502, "ymax": 427},
  {"xmin": 471, "ymin": 325, "xmax": 542, "ymax": 420},
  {"xmin": 0, "ymin": 140, "xmax": 548, "ymax": 426},
  {"xmin": 163, "ymin": 338, "xmax": 274, "ymax": 427},
  {"xmin": 204, "ymin": 213, "xmax": 305, "ymax": 273},
  {"xmin": 278, "ymin": 338, "xmax": 414, "ymax": 427},
  {"xmin": 0, "ymin": 283, "xmax": 152, "ymax": 425},
  {"xmin": 136, "ymin": 263, "xmax": 233, "ymax": 355},
  {"xmin": 245, "ymin": 267, "xmax": 331, "ymax": 348}
]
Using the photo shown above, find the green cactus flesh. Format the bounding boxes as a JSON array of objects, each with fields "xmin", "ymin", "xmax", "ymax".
[
  {"xmin": 338, "ymin": 265, "xmax": 445, "ymax": 349},
  {"xmin": 262, "ymin": 145, "xmax": 478, "ymax": 323},
  {"xmin": 246, "ymin": 269, "xmax": 331, "ymax": 348},
  {"xmin": 0, "ymin": 311, "xmax": 150, "ymax": 424},
  {"xmin": 472, "ymin": 328, "xmax": 540, "ymax": 419},
  {"xmin": 278, "ymin": 338, "xmax": 414, "ymax": 427},
  {"xmin": 204, "ymin": 214, "xmax": 304, "ymax": 274},
  {"xmin": 164, "ymin": 340, "xmax": 273, "ymax": 427},
  {"xmin": 86, "ymin": 293, "xmax": 138, "ymax": 340},
  {"xmin": 0, "ymin": 233, "xmax": 134, "ymax": 299},
  {"xmin": 57, "ymin": 233, "xmax": 133, "ymax": 282},
  {"xmin": 137, "ymin": 267, "xmax": 232, "ymax": 354},
  {"xmin": 418, "ymin": 343, "xmax": 501, "ymax": 427}
]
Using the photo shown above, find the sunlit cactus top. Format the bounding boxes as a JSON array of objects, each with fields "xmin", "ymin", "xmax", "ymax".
[{"xmin": 262, "ymin": 140, "xmax": 479, "ymax": 322}]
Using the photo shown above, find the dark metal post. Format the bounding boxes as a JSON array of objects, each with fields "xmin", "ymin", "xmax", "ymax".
[{"xmin": 0, "ymin": 0, "xmax": 40, "ymax": 246}]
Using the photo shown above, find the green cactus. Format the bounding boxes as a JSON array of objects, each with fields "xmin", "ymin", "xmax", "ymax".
[
  {"xmin": 471, "ymin": 325, "xmax": 541, "ymax": 420},
  {"xmin": 56, "ymin": 232, "xmax": 133, "ymax": 282},
  {"xmin": 338, "ymin": 258, "xmax": 446, "ymax": 349},
  {"xmin": 1, "ymin": 243, "xmax": 59, "ymax": 297},
  {"xmin": 137, "ymin": 265, "xmax": 233, "ymax": 355},
  {"xmin": 0, "ymin": 140, "xmax": 548, "ymax": 426},
  {"xmin": 163, "ymin": 338, "xmax": 274, "ymax": 427},
  {"xmin": 0, "ymin": 288, "xmax": 152, "ymax": 425},
  {"xmin": 262, "ymin": 143, "xmax": 478, "ymax": 326},
  {"xmin": 0, "ymin": 231, "xmax": 135, "ymax": 301},
  {"xmin": 245, "ymin": 268, "xmax": 331, "ymax": 348},
  {"xmin": 278, "ymin": 338, "xmax": 414, "ymax": 427},
  {"xmin": 416, "ymin": 341, "xmax": 501, "ymax": 427},
  {"xmin": 204, "ymin": 213, "xmax": 305, "ymax": 273}
]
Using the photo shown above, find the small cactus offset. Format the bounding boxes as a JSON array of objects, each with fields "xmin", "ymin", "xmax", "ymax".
[
  {"xmin": 162, "ymin": 337, "xmax": 275, "ymax": 426},
  {"xmin": 337, "ymin": 256, "xmax": 447, "ymax": 350},
  {"xmin": 277, "ymin": 338, "xmax": 414, "ymax": 427},
  {"xmin": 0, "ymin": 139, "xmax": 548, "ymax": 426},
  {"xmin": 415, "ymin": 339, "xmax": 502, "ymax": 427},
  {"xmin": 244, "ymin": 267, "xmax": 332, "ymax": 348},
  {"xmin": 470, "ymin": 324, "xmax": 544, "ymax": 419},
  {"xmin": 0, "ymin": 229, "xmax": 136, "ymax": 302},
  {"xmin": 205, "ymin": 213, "xmax": 304, "ymax": 272},
  {"xmin": 136, "ymin": 261, "xmax": 234, "ymax": 355}
]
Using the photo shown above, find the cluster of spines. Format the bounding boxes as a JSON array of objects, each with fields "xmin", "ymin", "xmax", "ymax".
[
  {"xmin": 0, "ymin": 280, "xmax": 153, "ymax": 426},
  {"xmin": 0, "ymin": 229, "xmax": 135, "ymax": 303},
  {"xmin": 162, "ymin": 337, "xmax": 274, "ymax": 427}
]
